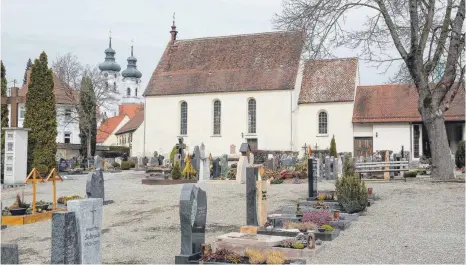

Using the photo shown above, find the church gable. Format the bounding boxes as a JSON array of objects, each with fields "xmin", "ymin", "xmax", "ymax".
[
  {"xmin": 144, "ymin": 31, "xmax": 304, "ymax": 96},
  {"xmin": 298, "ymin": 58, "xmax": 358, "ymax": 104}
]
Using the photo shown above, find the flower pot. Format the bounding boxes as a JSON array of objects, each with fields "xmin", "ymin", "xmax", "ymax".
[
  {"xmin": 9, "ymin": 208, "xmax": 27, "ymax": 216},
  {"xmin": 317, "ymin": 228, "xmax": 326, "ymax": 233},
  {"xmin": 36, "ymin": 204, "xmax": 49, "ymax": 211},
  {"xmin": 368, "ymin": 188, "xmax": 373, "ymax": 195}
]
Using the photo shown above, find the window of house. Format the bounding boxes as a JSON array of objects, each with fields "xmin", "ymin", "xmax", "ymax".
[
  {"xmin": 19, "ymin": 106, "xmax": 25, "ymax": 119},
  {"xmin": 180, "ymin": 101, "xmax": 188, "ymax": 135},
  {"xmin": 213, "ymin": 100, "xmax": 221, "ymax": 135},
  {"xmin": 318, "ymin": 111, "xmax": 328, "ymax": 134},
  {"xmin": 135, "ymin": 88, "xmax": 138, "ymax": 97},
  {"xmin": 413, "ymin": 125, "xmax": 420, "ymax": 158},
  {"xmin": 248, "ymin": 98, "xmax": 256, "ymax": 134},
  {"xmin": 64, "ymin": 108, "xmax": 72, "ymax": 120},
  {"xmin": 129, "ymin": 133, "xmax": 132, "ymax": 143},
  {"xmin": 127, "ymin": 87, "xmax": 131, "ymax": 96},
  {"xmin": 64, "ymin": 132, "xmax": 71, "ymax": 144}
]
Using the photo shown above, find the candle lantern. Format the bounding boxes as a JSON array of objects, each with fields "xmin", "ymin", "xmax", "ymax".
[
  {"xmin": 333, "ymin": 210, "xmax": 340, "ymax": 221},
  {"xmin": 368, "ymin": 187, "xmax": 373, "ymax": 195}
]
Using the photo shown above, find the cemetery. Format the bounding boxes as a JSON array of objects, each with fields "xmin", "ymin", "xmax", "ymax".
[{"xmin": 1, "ymin": 139, "xmax": 465, "ymax": 263}]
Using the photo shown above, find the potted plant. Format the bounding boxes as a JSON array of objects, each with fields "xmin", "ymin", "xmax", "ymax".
[{"xmin": 8, "ymin": 193, "xmax": 29, "ymax": 216}]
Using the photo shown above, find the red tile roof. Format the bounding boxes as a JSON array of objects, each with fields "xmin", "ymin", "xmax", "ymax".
[
  {"xmin": 144, "ymin": 31, "xmax": 304, "ymax": 96},
  {"xmin": 299, "ymin": 58, "xmax": 358, "ymax": 104},
  {"xmin": 96, "ymin": 115, "xmax": 126, "ymax": 143},
  {"xmin": 115, "ymin": 108, "xmax": 144, "ymax": 135},
  {"xmin": 118, "ymin": 104, "xmax": 143, "ymax": 118},
  {"xmin": 352, "ymin": 84, "xmax": 465, "ymax": 123},
  {"xmin": 20, "ymin": 70, "xmax": 78, "ymax": 105}
]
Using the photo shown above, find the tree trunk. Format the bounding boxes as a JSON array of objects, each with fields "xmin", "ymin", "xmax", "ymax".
[
  {"xmin": 87, "ymin": 126, "xmax": 91, "ymax": 160},
  {"xmin": 420, "ymin": 108, "xmax": 455, "ymax": 180}
]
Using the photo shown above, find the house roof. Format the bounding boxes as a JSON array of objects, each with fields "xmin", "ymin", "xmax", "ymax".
[
  {"xmin": 96, "ymin": 115, "xmax": 127, "ymax": 143},
  {"xmin": 115, "ymin": 108, "xmax": 144, "ymax": 135},
  {"xmin": 20, "ymin": 70, "xmax": 78, "ymax": 105},
  {"xmin": 352, "ymin": 84, "xmax": 465, "ymax": 123},
  {"xmin": 298, "ymin": 58, "xmax": 358, "ymax": 104},
  {"xmin": 119, "ymin": 104, "xmax": 143, "ymax": 119},
  {"xmin": 144, "ymin": 31, "xmax": 304, "ymax": 96}
]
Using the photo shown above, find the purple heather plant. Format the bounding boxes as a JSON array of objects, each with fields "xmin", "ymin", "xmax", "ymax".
[{"xmin": 301, "ymin": 210, "xmax": 332, "ymax": 226}]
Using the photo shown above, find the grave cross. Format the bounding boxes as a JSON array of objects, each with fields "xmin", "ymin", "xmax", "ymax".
[
  {"xmin": 177, "ymin": 137, "xmax": 186, "ymax": 155},
  {"xmin": 90, "ymin": 208, "xmax": 97, "ymax": 225}
]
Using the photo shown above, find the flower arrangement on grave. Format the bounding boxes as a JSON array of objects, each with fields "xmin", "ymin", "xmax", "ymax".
[
  {"xmin": 171, "ymin": 161, "xmax": 182, "ymax": 180},
  {"xmin": 57, "ymin": 195, "xmax": 82, "ymax": 206},
  {"xmin": 9, "ymin": 193, "xmax": 29, "ymax": 210},
  {"xmin": 182, "ymin": 155, "xmax": 197, "ymax": 180},
  {"xmin": 302, "ymin": 210, "xmax": 332, "ymax": 226}
]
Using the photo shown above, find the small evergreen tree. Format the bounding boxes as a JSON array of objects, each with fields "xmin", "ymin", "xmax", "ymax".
[
  {"xmin": 171, "ymin": 161, "xmax": 182, "ymax": 180},
  {"xmin": 170, "ymin": 145, "xmax": 178, "ymax": 164},
  {"xmin": 1, "ymin": 61, "xmax": 9, "ymax": 182},
  {"xmin": 342, "ymin": 153, "xmax": 355, "ymax": 177},
  {"xmin": 23, "ymin": 52, "xmax": 57, "ymax": 174},
  {"xmin": 79, "ymin": 76, "xmax": 97, "ymax": 158},
  {"xmin": 336, "ymin": 155, "xmax": 367, "ymax": 213},
  {"xmin": 182, "ymin": 155, "xmax": 197, "ymax": 179},
  {"xmin": 329, "ymin": 135, "xmax": 337, "ymax": 157},
  {"xmin": 23, "ymin": 58, "xmax": 32, "ymax": 86}
]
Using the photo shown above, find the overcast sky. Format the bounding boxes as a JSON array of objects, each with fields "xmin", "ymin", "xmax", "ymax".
[{"xmin": 1, "ymin": 0, "xmax": 398, "ymax": 92}]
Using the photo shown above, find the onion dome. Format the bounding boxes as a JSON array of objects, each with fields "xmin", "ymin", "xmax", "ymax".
[
  {"xmin": 121, "ymin": 45, "xmax": 142, "ymax": 79},
  {"xmin": 99, "ymin": 36, "xmax": 121, "ymax": 72}
]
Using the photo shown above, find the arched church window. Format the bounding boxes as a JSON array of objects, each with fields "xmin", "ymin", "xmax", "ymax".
[
  {"xmin": 127, "ymin": 87, "xmax": 131, "ymax": 96},
  {"xmin": 180, "ymin": 101, "xmax": 188, "ymax": 135},
  {"xmin": 213, "ymin": 100, "xmax": 221, "ymax": 135},
  {"xmin": 248, "ymin": 98, "xmax": 256, "ymax": 134},
  {"xmin": 318, "ymin": 111, "xmax": 328, "ymax": 134}
]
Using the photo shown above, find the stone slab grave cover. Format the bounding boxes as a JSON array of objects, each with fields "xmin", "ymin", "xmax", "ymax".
[
  {"xmin": 66, "ymin": 198, "xmax": 103, "ymax": 264},
  {"xmin": 179, "ymin": 184, "xmax": 207, "ymax": 256},
  {"xmin": 86, "ymin": 169, "xmax": 104, "ymax": 200},
  {"xmin": 51, "ymin": 212, "xmax": 80, "ymax": 264},
  {"xmin": 216, "ymin": 232, "xmax": 291, "ymax": 247},
  {"xmin": 1, "ymin": 244, "xmax": 19, "ymax": 264}
]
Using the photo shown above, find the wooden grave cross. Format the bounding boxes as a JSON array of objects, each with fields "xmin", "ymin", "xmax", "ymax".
[
  {"xmin": 24, "ymin": 168, "xmax": 44, "ymax": 215},
  {"xmin": 44, "ymin": 168, "xmax": 63, "ymax": 210}
]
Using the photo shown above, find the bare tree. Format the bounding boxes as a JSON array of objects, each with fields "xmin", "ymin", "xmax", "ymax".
[{"xmin": 274, "ymin": 0, "xmax": 465, "ymax": 179}]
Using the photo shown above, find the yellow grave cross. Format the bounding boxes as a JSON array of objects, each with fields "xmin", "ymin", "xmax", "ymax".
[
  {"xmin": 44, "ymin": 168, "xmax": 63, "ymax": 210},
  {"xmin": 24, "ymin": 168, "xmax": 44, "ymax": 215}
]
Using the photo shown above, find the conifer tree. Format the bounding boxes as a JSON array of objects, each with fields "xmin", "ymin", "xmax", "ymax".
[
  {"xmin": 23, "ymin": 58, "xmax": 32, "ymax": 86},
  {"xmin": 1, "ymin": 61, "xmax": 9, "ymax": 181},
  {"xmin": 79, "ymin": 76, "xmax": 97, "ymax": 158},
  {"xmin": 329, "ymin": 135, "xmax": 337, "ymax": 157},
  {"xmin": 23, "ymin": 52, "xmax": 57, "ymax": 173}
]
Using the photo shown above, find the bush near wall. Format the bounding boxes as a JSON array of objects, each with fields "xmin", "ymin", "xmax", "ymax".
[
  {"xmin": 121, "ymin": 161, "xmax": 132, "ymax": 170},
  {"xmin": 101, "ymin": 146, "xmax": 131, "ymax": 158}
]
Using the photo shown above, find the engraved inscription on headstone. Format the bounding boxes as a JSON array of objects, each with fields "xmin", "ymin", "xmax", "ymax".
[{"xmin": 67, "ymin": 198, "xmax": 103, "ymax": 264}]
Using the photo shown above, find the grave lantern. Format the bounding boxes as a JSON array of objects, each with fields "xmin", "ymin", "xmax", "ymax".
[
  {"xmin": 368, "ymin": 187, "xmax": 373, "ymax": 195},
  {"xmin": 239, "ymin": 142, "xmax": 251, "ymax": 162},
  {"xmin": 333, "ymin": 210, "xmax": 340, "ymax": 221}
]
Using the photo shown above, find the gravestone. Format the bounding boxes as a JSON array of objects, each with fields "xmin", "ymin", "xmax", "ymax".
[
  {"xmin": 178, "ymin": 184, "xmax": 207, "ymax": 255},
  {"xmin": 325, "ymin": 156, "xmax": 331, "ymax": 179},
  {"xmin": 115, "ymin": 157, "xmax": 122, "ymax": 165},
  {"xmin": 59, "ymin": 158, "xmax": 70, "ymax": 172},
  {"xmin": 212, "ymin": 158, "xmax": 221, "ymax": 178},
  {"xmin": 67, "ymin": 198, "xmax": 103, "ymax": 264},
  {"xmin": 230, "ymin": 144, "xmax": 236, "ymax": 154},
  {"xmin": 137, "ymin": 157, "xmax": 144, "ymax": 168},
  {"xmin": 174, "ymin": 154, "xmax": 182, "ymax": 167},
  {"xmin": 149, "ymin": 157, "xmax": 159, "ymax": 167},
  {"xmin": 272, "ymin": 154, "xmax": 279, "ymax": 171},
  {"xmin": 264, "ymin": 159, "xmax": 273, "ymax": 170},
  {"xmin": 249, "ymin": 152, "xmax": 255, "ymax": 165},
  {"xmin": 192, "ymin": 146, "xmax": 201, "ymax": 172},
  {"xmin": 86, "ymin": 169, "xmax": 104, "ymax": 200},
  {"xmin": 332, "ymin": 157, "xmax": 338, "ymax": 179},
  {"xmin": 307, "ymin": 158, "xmax": 318, "ymax": 199},
  {"xmin": 158, "ymin": 155, "xmax": 164, "ymax": 166},
  {"xmin": 256, "ymin": 179, "xmax": 268, "ymax": 226},
  {"xmin": 163, "ymin": 158, "xmax": 171, "ymax": 166},
  {"xmin": 1, "ymin": 244, "xmax": 19, "ymax": 264},
  {"xmin": 51, "ymin": 212, "xmax": 80, "ymax": 264},
  {"xmin": 198, "ymin": 143, "xmax": 210, "ymax": 182},
  {"xmin": 384, "ymin": 151, "xmax": 390, "ymax": 180},
  {"xmin": 220, "ymin": 154, "xmax": 229, "ymax": 177},
  {"xmin": 236, "ymin": 144, "xmax": 250, "ymax": 184},
  {"xmin": 246, "ymin": 167, "xmax": 259, "ymax": 226},
  {"xmin": 94, "ymin": 155, "xmax": 104, "ymax": 170},
  {"xmin": 337, "ymin": 157, "xmax": 343, "ymax": 177},
  {"xmin": 176, "ymin": 137, "xmax": 187, "ymax": 169}
]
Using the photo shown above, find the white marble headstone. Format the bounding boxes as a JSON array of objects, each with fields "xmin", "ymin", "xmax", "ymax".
[{"xmin": 67, "ymin": 198, "xmax": 103, "ymax": 264}]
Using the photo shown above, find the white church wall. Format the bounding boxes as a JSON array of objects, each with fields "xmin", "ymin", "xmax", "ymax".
[
  {"xmin": 295, "ymin": 101, "xmax": 354, "ymax": 154},
  {"xmin": 353, "ymin": 124, "xmax": 373, "ymax": 137},
  {"xmin": 103, "ymin": 115, "xmax": 130, "ymax": 146},
  {"xmin": 372, "ymin": 123, "xmax": 411, "ymax": 153},
  {"xmin": 130, "ymin": 123, "xmax": 146, "ymax": 157},
  {"xmin": 144, "ymin": 90, "xmax": 293, "ymax": 158}
]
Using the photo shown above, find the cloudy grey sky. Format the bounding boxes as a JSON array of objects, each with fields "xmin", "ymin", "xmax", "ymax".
[{"xmin": 1, "ymin": 0, "xmax": 398, "ymax": 92}]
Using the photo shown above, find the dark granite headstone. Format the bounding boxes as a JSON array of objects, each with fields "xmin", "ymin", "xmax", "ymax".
[
  {"xmin": 307, "ymin": 158, "xmax": 317, "ymax": 198},
  {"xmin": 212, "ymin": 158, "xmax": 221, "ymax": 178},
  {"xmin": 1, "ymin": 244, "xmax": 19, "ymax": 264},
  {"xmin": 178, "ymin": 184, "xmax": 207, "ymax": 256},
  {"xmin": 51, "ymin": 212, "xmax": 80, "ymax": 264},
  {"xmin": 264, "ymin": 159, "xmax": 273, "ymax": 170},
  {"xmin": 86, "ymin": 169, "xmax": 105, "ymax": 200},
  {"xmin": 58, "ymin": 158, "xmax": 69, "ymax": 172},
  {"xmin": 246, "ymin": 167, "xmax": 259, "ymax": 226},
  {"xmin": 192, "ymin": 146, "xmax": 201, "ymax": 172}
]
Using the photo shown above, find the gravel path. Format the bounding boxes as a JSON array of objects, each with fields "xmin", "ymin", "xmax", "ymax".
[{"xmin": 1, "ymin": 172, "xmax": 464, "ymax": 264}]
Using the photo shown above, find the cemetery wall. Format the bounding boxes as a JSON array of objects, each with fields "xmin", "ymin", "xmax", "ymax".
[
  {"xmin": 295, "ymin": 101, "xmax": 354, "ymax": 154},
  {"xmin": 145, "ymin": 90, "xmax": 293, "ymax": 157},
  {"xmin": 130, "ymin": 121, "xmax": 147, "ymax": 157},
  {"xmin": 102, "ymin": 116, "xmax": 130, "ymax": 146}
]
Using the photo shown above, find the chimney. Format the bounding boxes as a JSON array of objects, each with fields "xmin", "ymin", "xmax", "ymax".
[{"xmin": 170, "ymin": 13, "xmax": 178, "ymax": 45}]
